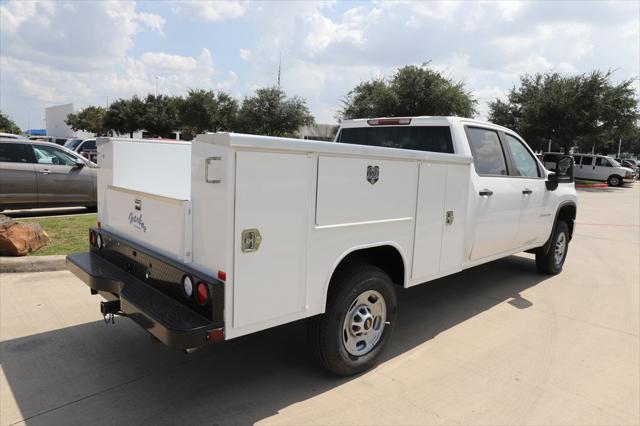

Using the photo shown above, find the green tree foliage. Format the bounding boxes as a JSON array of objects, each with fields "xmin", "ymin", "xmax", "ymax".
[
  {"xmin": 488, "ymin": 71, "xmax": 639, "ymax": 154},
  {"xmin": 103, "ymin": 96, "xmax": 146, "ymax": 138},
  {"xmin": 178, "ymin": 89, "xmax": 239, "ymax": 138},
  {"xmin": 65, "ymin": 106, "xmax": 107, "ymax": 135},
  {"xmin": 339, "ymin": 63, "xmax": 477, "ymax": 120},
  {"xmin": 237, "ymin": 87, "xmax": 315, "ymax": 137},
  {"xmin": 0, "ymin": 111, "xmax": 21, "ymax": 134},
  {"xmin": 142, "ymin": 94, "xmax": 181, "ymax": 138}
]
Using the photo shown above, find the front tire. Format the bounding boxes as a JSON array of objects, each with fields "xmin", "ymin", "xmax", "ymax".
[
  {"xmin": 536, "ymin": 220, "xmax": 570, "ymax": 275},
  {"xmin": 607, "ymin": 175, "xmax": 622, "ymax": 187},
  {"xmin": 308, "ymin": 263, "xmax": 397, "ymax": 376}
]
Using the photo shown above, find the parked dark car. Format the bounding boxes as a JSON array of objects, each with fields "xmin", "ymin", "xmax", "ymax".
[{"xmin": 0, "ymin": 138, "xmax": 97, "ymax": 210}]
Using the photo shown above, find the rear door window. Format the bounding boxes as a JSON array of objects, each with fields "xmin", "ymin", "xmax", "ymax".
[
  {"xmin": 336, "ymin": 126, "xmax": 454, "ymax": 153},
  {"xmin": 582, "ymin": 156, "xmax": 594, "ymax": 166},
  {"xmin": 465, "ymin": 127, "xmax": 508, "ymax": 176},
  {"xmin": 0, "ymin": 143, "xmax": 31, "ymax": 163}
]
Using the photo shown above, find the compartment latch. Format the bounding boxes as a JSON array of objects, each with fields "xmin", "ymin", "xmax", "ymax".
[{"xmin": 241, "ymin": 229, "xmax": 262, "ymax": 253}]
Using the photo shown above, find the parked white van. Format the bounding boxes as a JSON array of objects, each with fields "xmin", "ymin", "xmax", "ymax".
[{"xmin": 542, "ymin": 152, "xmax": 635, "ymax": 186}]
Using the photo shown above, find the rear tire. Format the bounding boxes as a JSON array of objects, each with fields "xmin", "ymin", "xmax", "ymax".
[
  {"xmin": 607, "ymin": 175, "xmax": 622, "ymax": 187},
  {"xmin": 308, "ymin": 263, "xmax": 397, "ymax": 376},
  {"xmin": 536, "ymin": 220, "xmax": 570, "ymax": 275}
]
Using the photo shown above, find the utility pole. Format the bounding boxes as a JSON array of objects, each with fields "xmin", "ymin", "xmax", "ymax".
[
  {"xmin": 154, "ymin": 76, "xmax": 160, "ymax": 96},
  {"xmin": 277, "ymin": 52, "xmax": 282, "ymax": 90}
]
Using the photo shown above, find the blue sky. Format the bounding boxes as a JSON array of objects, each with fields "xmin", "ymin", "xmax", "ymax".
[{"xmin": 1, "ymin": 0, "xmax": 638, "ymax": 130}]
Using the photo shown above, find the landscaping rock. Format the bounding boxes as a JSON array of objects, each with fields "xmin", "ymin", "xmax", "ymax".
[{"xmin": 0, "ymin": 214, "xmax": 51, "ymax": 256}]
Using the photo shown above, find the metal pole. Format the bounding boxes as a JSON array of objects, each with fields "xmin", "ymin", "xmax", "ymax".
[
  {"xmin": 548, "ymin": 139, "xmax": 551, "ymax": 152},
  {"xmin": 617, "ymin": 137, "xmax": 622, "ymax": 158}
]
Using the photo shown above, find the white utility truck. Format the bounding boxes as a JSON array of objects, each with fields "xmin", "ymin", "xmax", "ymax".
[{"xmin": 67, "ymin": 116, "xmax": 577, "ymax": 375}]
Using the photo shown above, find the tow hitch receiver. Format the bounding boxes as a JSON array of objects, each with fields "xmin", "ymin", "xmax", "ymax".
[{"xmin": 100, "ymin": 300, "xmax": 121, "ymax": 323}]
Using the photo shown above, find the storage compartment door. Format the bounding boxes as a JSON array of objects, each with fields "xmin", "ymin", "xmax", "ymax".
[
  {"xmin": 233, "ymin": 151, "xmax": 312, "ymax": 329},
  {"xmin": 411, "ymin": 162, "xmax": 446, "ymax": 283},
  {"xmin": 439, "ymin": 163, "xmax": 470, "ymax": 274}
]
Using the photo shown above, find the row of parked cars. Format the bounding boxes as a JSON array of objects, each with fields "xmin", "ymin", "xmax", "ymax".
[{"xmin": 541, "ymin": 152, "xmax": 638, "ymax": 186}]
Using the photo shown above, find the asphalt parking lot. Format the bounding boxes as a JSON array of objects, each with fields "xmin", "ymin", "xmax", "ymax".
[{"xmin": 1, "ymin": 184, "xmax": 638, "ymax": 426}]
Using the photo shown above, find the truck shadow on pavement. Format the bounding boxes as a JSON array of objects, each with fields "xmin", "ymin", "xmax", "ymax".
[{"xmin": 1, "ymin": 254, "xmax": 548, "ymax": 425}]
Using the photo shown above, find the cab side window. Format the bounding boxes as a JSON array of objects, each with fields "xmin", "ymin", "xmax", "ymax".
[
  {"xmin": 466, "ymin": 127, "xmax": 508, "ymax": 176},
  {"xmin": 595, "ymin": 157, "xmax": 612, "ymax": 167},
  {"xmin": 31, "ymin": 145, "xmax": 77, "ymax": 166},
  {"xmin": 504, "ymin": 134, "xmax": 540, "ymax": 177},
  {"xmin": 0, "ymin": 143, "xmax": 31, "ymax": 163},
  {"xmin": 582, "ymin": 156, "xmax": 594, "ymax": 166}
]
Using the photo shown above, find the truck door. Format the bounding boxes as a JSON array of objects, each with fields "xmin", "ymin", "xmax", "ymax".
[
  {"xmin": 465, "ymin": 127, "xmax": 521, "ymax": 260},
  {"xmin": 502, "ymin": 133, "xmax": 549, "ymax": 246},
  {"xmin": 594, "ymin": 157, "xmax": 613, "ymax": 180}
]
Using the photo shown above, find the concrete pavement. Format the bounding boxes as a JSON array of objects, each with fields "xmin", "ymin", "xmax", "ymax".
[{"xmin": 1, "ymin": 185, "xmax": 638, "ymax": 425}]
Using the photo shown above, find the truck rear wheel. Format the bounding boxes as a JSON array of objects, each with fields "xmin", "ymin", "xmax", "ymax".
[
  {"xmin": 535, "ymin": 220, "xmax": 570, "ymax": 275},
  {"xmin": 308, "ymin": 263, "xmax": 397, "ymax": 376}
]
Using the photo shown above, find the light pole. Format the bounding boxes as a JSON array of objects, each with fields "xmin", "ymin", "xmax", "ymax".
[{"xmin": 154, "ymin": 75, "xmax": 160, "ymax": 96}]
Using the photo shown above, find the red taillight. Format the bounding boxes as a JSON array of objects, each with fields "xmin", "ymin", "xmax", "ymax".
[
  {"xmin": 217, "ymin": 270, "xmax": 226, "ymax": 281},
  {"xmin": 97, "ymin": 220, "xmax": 102, "ymax": 228},
  {"xmin": 367, "ymin": 118, "xmax": 411, "ymax": 126},
  {"xmin": 206, "ymin": 328, "xmax": 224, "ymax": 342},
  {"xmin": 89, "ymin": 231, "xmax": 96, "ymax": 245},
  {"xmin": 196, "ymin": 282, "xmax": 209, "ymax": 305}
]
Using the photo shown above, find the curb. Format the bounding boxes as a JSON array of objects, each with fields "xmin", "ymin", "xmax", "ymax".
[
  {"xmin": 575, "ymin": 183, "xmax": 609, "ymax": 188},
  {"xmin": 0, "ymin": 255, "xmax": 67, "ymax": 273}
]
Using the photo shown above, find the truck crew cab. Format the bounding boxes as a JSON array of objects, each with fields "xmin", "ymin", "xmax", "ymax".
[{"xmin": 67, "ymin": 117, "xmax": 577, "ymax": 376}]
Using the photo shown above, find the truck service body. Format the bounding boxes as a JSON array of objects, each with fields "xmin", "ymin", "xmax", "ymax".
[{"xmin": 67, "ymin": 116, "xmax": 577, "ymax": 375}]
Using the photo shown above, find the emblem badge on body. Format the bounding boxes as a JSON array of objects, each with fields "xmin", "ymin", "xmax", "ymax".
[{"xmin": 366, "ymin": 165, "xmax": 379, "ymax": 185}]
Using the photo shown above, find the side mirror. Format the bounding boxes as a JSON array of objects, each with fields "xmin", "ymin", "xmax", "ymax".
[
  {"xmin": 546, "ymin": 172, "xmax": 559, "ymax": 191},
  {"xmin": 546, "ymin": 155, "xmax": 574, "ymax": 190},
  {"xmin": 73, "ymin": 157, "xmax": 85, "ymax": 169}
]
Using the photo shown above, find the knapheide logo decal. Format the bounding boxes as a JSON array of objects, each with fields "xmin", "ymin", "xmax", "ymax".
[{"xmin": 367, "ymin": 165, "xmax": 379, "ymax": 184}]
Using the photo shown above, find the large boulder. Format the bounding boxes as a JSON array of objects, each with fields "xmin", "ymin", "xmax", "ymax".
[{"xmin": 0, "ymin": 214, "xmax": 51, "ymax": 256}]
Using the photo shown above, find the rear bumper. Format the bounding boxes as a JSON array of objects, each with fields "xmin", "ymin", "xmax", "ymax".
[{"xmin": 67, "ymin": 251, "xmax": 223, "ymax": 349}]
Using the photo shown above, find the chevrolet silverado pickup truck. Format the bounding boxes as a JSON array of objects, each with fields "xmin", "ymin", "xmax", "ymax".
[{"xmin": 67, "ymin": 116, "xmax": 577, "ymax": 376}]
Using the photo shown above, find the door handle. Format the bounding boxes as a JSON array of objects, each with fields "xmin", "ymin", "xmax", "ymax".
[
  {"xmin": 40, "ymin": 169, "xmax": 51, "ymax": 175},
  {"xmin": 479, "ymin": 189, "xmax": 493, "ymax": 196},
  {"xmin": 522, "ymin": 188, "xmax": 533, "ymax": 195}
]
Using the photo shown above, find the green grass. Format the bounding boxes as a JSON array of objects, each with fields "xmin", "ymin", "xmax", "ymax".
[{"xmin": 21, "ymin": 214, "xmax": 97, "ymax": 256}]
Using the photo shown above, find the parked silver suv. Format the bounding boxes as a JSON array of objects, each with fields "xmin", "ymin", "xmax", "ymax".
[{"xmin": 0, "ymin": 138, "xmax": 97, "ymax": 210}]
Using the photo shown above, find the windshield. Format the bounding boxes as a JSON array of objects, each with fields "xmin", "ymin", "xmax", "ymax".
[
  {"xmin": 609, "ymin": 158, "xmax": 621, "ymax": 167},
  {"xmin": 64, "ymin": 139, "xmax": 82, "ymax": 150},
  {"xmin": 336, "ymin": 126, "xmax": 454, "ymax": 153}
]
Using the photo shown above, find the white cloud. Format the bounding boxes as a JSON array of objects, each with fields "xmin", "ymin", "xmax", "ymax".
[
  {"xmin": 173, "ymin": 0, "xmax": 246, "ymax": 22},
  {"xmin": 141, "ymin": 52, "xmax": 198, "ymax": 71},
  {"xmin": 240, "ymin": 49, "xmax": 252, "ymax": 61},
  {"xmin": 137, "ymin": 11, "xmax": 166, "ymax": 35}
]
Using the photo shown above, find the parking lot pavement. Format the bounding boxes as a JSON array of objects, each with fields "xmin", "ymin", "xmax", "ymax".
[{"xmin": 1, "ymin": 184, "xmax": 638, "ymax": 426}]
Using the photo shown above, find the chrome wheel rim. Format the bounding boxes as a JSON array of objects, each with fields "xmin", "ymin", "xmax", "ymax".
[
  {"xmin": 611, "ymin": 177, "xmax": 620, "ymax": 186},
  {"xmin": 342, "ymin": 290, "xmax": 387, "ymax": 356},
  {"xmin": 554, "ymin": 232, "xmax": 567, "ymax": 266}
]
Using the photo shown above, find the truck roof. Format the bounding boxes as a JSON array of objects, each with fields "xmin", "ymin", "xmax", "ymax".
[{"xmin": 339, "ymin": 116, "xmax": 514, "ymax": 133}]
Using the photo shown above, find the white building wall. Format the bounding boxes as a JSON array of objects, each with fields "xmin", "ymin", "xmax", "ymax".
[{"xmin": 45, "ymin": 104, "xmax": 93, "ymax": 139}]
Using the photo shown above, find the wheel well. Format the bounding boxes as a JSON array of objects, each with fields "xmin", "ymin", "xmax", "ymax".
[
  {"xmin": 558, "ymin": 204, "xmax": 576, "ymax": 240},
  {"xmin": 331, "ymin": 245, "xmax": 405, "ymax": 289}
]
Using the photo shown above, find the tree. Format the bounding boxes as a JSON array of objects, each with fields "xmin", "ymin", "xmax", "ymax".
[
  {"xmin": 103, "ymin": 96, "xmax": 145, "ymax": 138},
  {"xmin": 488, "ymin": 71, "xmax": 639, "ymax": 153},
  {"xmin": 237, "ymin": 87, "xmax": 314, "ymax": 137},
  {"xmin": 0, "ymin": 111, "xmax": 21, "ymax": 134},
  {"xmin": 339, "ymin": 63, "xmax": 477, "ymax": 120},
  {"xmin": 178, "ymin": 89, "xmax": 239, "ymax": 139},
  {"xmin": 65, "ymin": 106, "xmax": 107, "ymax": 135},
  {"xmin": 141, "ymin": 94, "xmax": 181, "ymax": 138}
]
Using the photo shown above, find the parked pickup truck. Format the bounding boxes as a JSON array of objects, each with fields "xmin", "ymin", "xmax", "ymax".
[{"xmin": 67, "ymin": 117, "xmax": 577, "ymax": 375}]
